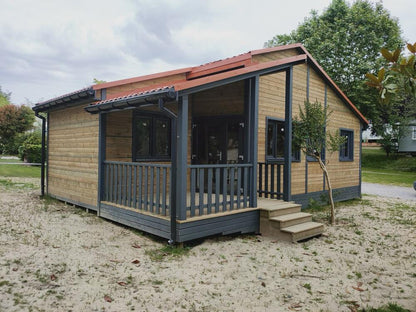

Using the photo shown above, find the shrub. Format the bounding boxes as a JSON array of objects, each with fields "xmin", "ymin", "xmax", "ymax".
[{"xmin": 18, "ymin": 131, "xmax": 42, "ymax": 163}]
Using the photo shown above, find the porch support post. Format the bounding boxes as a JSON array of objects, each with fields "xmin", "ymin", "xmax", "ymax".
[
  {"xmin": 247, "ymin": 76, "xmax": 259, "ymax": 207},
  {"xmin": 97, "ymin": 113, "xmax": 106, "ymax": 216},
  {"xmin": 176, "ymin": 95, "xmax": 188, "ymax": 221},
  {"xmin": 283, "ymin": 67, "xmax": 293, "ymax": 201}
]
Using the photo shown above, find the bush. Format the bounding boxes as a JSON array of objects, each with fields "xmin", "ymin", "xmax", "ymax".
[{"xmin": 18, "ymin": 131, "xmax": 42, "ymax": 163}]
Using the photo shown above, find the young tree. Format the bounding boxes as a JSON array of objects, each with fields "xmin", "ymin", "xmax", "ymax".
[
  {"xmin": 366, "ymin": 42, "xmax": 416, "ymax": 156},
  {"xmin": 265, "ymin": 0, "xmax": 403, "ymax": 121},
  {"xmin": 0, "ymin": 104, "xmax": 35, "ymax": 154},
  {"xmin": 0, "ymin": 86, "xmax": 11, "ymax": 107},
  {"xmin": 293, "ymin": 100, "xmax": 346, "ymax": 225}
]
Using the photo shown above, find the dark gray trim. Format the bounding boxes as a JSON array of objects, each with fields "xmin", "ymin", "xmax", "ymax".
[
  {"xmin": 323, "ymin": 85, "xmax": 328, "ymax": 191},
  {"xmin": 33, "ymin": 87, "xmax": 96, "ymax": 113},
  {"xmin": 176, "ymin": 95, "xmax": 188, "ymax": 221},
  {"xmin": 306, "ymin": 65, "xmax": 310, "ymax": 101},
  {"xmin": 97, "ymin": 113, "xmax": 106, "ymax": 217},
  {"xmin": 283, "ymin": 67, "xmax": 293, "ymax": 201},
  {"xmin": 176, "ymin": 210, "xmax": 259, "ymax": 242},
  {"xmin": 48, "ymin": 194, "xmax": 98, "ymax": 211},
  {"xmin": 339, "ymin": 128, "xmax": 354, "ymax": 162},
  {"xmin": 247, "ymin": 76, "xmax": 259, "ymax": 207},
  {"xmin": 293, "ymin": 185, "xmax": 361, "ymax": 209},
  {"xmin": 34, "ymin": 112, "xmax": 46, "ymax": 196},
  {"xmin": 305, "ymin": 161, "xmax": 308, "ymax": 194},
  {"xmin": 359, "ymin": 124, "xmax": 363, "ymax": 197},
  {"xmin": 46, "ymin": 112, "xmax": 50, "ymax": 195},
  {"xmin": 100, "ymin": 203, "xmax": 171, "ymax": 239}
]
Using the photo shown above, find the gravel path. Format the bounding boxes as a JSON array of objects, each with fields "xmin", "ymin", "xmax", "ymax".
[{"xmin": 362, "ymin": 182, "xmax": 416, "ymax": 201}]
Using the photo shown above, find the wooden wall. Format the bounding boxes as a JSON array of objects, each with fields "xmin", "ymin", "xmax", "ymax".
[
  {"xmin": 48, "ymin": 105, "xmax": 99, "ymax": 207},
  {"xmin": 257, "ymin": 49, "xmax": 361, "ymax": 197},
  {"xmin": 106, "ymin": 110, "xmax": 132, "ymax": 161}
]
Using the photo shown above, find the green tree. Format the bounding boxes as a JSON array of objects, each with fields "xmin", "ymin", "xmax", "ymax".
[
  {"xmin": 366, "ymin": 42, "xmax": 416, "ymax": 156},
  {"xmin": 265, "ymin": 0, "xmax": 403, "ymax": 121},
  {"xmin": 0, "ymin": 104, "xmax": 35, "ymax": 154},
  {"xmin": 293, "ymin": 100, "xmax": 346, "ymax": 225},
  {"xmin": 0, "ymin": 86, "xmax": 11, "ymax": 107}
]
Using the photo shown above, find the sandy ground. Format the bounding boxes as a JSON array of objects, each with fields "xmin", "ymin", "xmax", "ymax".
[{"xmin": 0, "ymin": 177, "xmax": 415, "ymax": 312}]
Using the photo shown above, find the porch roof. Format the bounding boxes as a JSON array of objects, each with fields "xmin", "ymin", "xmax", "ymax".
[{"xmin": 84, "ymin": 54, "xmax": 308, "ymax": 114}]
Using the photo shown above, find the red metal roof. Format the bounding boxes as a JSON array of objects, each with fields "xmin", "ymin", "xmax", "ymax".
[{"xmin": 34, "ymin": 43, "xmax": 368, "ymax": 125}]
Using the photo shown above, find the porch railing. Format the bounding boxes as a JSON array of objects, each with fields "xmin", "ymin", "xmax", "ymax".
[
  {"xmin": 103, "ymin": 161, "xmax": 254, "ymax": 219},
  {"xmin": 103, "ymin": 161, "xmax": 171, "ymax": 216},
  {"xmin": 257, "ymin": 162, "xmax": 283, "ymax": 199},
  {"xmin": 187, "ymin": 163, "xmax": 253, "ymax": 217}
]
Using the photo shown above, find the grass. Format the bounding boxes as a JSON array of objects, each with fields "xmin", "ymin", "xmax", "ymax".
[
  {"xmin": 359, "ymin": 303, "xmax": 411, "ymax": 312},
  {"xmin": 145, "ymin": 245, "xmax": 191, "ymax": 262},
  {"xmin": 0, "ymin": 156, "xmax": 40, "ymax": 178},
  {"xmin": 362, "ymin": 147, "xmax": 416, "ymax": 186}
]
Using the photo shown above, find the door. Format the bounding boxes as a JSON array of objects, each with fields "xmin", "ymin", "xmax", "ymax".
[
  {"xmin": 192, "ymin": 116, "xmax": 244, "ymax": 165},
  {"xmin": 192, "ymin": 116, "xmax": 245, "ymax": 193}
]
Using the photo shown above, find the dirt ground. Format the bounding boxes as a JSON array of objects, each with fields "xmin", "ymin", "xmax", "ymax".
[{"xmin": 0, "ymin": 177, "xmax": 415, "ymax": 312}]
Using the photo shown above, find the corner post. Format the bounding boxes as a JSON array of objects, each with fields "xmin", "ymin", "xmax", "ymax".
[
  {"xmin": 247, "ymin": 76, "xmax": 259, "ymax": 207},
  {"xmin": 97, "ymin": 113, "xmax": 106, "ymax": 216},
  {"xmin": 176, "ymin": 95, "xmax": 188, "ymax": 221},
  {"xmin": 283, "ymin": 67, "xmax": 293, "ymax": 201}
]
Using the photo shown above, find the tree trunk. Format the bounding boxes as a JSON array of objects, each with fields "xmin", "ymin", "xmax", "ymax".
[{"xmin": 317, "ymin": 157, "xmax": 335, "ymax": 225}]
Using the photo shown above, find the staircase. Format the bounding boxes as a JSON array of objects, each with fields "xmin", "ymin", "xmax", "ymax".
[{"xmin": 259, "ymin": 199, "xmax": 324, "ymax": 242}]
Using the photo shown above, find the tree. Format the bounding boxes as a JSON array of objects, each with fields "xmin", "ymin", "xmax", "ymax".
[
  {"xmin": 293, "ymin": 100, "xmax": 346, "ymax": 225},
  {"xmin": 265, "ymin": 0, "xmax": 403, "ymax": 121},
  {"xmin": 0, "ymin": 104, "xmax": 35, "ymax": 154},
  {"xmin": 93, "ymin": 78, "xmax": 107, "ymax": 84},
  {"xmin": 366, "ymin": 42, "xmax": 416, "ymax": 156},
  {"xmin": 0, "ymin": 86, "xmax": 11, "ymax": 107}
]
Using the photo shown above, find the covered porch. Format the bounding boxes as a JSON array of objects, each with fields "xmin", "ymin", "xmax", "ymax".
[{"xmin": 87, "ymin": 64, "xmax": 297, "ymax": 243}]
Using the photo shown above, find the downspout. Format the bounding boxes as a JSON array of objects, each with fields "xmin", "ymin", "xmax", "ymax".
[{"xmin": 35, "ymin": 112, "xmax": 46, "ymax": 196}]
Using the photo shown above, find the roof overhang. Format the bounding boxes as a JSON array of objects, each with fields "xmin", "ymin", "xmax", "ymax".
[
  {"xmin": 85, "ymin": 54, "xmax": 307, "ymax": 115},
  {"xmin": 84, "ymin": 87, "xmax": 177, "ymax": 114},
  {"xmin": 33, "ymin": 87, "xmax": 96, "ymax": 113}
]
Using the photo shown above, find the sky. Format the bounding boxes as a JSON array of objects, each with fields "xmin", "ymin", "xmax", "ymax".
[{"xmin": 0, "ymin": 0, "xmax": 415, "ymax": 106}]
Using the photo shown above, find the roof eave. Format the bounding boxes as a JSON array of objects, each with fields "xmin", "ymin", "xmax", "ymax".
[
  {"xmin": 85, "ymin": 87, "xmax": 177, "ymax": 114},
  {"xmin": 33, "ymin": 87, "xmax": 96, "ymax": 113}
]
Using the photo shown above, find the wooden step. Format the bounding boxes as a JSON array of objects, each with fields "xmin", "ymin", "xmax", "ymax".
[
  {"xmin": 259, "ymin": 202, "xmax": 301, "ymax": 218},
  {"xmin": 270, "ymin": 212, "xmax": 312, "ymax": 229},
  {"xmin": 281, "ymin": 222, "xmax": 324, "ymax": 242}
]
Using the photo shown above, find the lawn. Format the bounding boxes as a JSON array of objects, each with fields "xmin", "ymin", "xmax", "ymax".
[
  {"xmin": 362, "ymin": 147, "xmax": 416, "ymax": 186},
  {"xmin": 0, "ymin": 157, "xmax": 41, "ymax": 178}
]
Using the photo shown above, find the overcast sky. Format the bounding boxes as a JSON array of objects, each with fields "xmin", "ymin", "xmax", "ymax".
[{"xmin": 0, "ymin": 0, "xmax": 415, "ymax": 106}]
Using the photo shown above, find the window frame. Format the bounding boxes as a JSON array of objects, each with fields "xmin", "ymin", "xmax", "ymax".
[
  {"xmin": 265, "ymin": 117, "xmax": 301, "ymax": 163},
  {"xmin": 339, "ymin": 128, "xmax": 354, "ymax": 162},
  {"xmin": 132, "ymin": 111, "xmax": 171, "ymax": 162}
]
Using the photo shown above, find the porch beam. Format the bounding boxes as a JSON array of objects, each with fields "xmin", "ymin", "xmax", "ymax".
[
  {"xmin": 176, "ymin": 95, "xmax": 188, "ymax": 222},
  {"xmin": 283, "ymin": 67, "xmax": 293, "ymax": 201}
]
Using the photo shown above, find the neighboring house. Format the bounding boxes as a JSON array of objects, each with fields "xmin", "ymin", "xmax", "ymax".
[
  {"xmin": 362, "ymin": 123, "xmax": 382, "ymax": 147},
  {"xmin": 32, "ymin": 44, "xmax": 368, "ymax": 243},
  {"xmin": 398, "ymin": 121, "xmax": 416, "ymax": 154}
]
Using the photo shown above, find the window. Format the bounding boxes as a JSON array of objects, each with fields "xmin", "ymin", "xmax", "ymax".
[
  {"xmin": 412, "ymin": 126, "xmax": 416, "ymax": 140},
  {"xmin": 339, "ymin": 129, "xmax": 354, "ymax": 161},
  {"xmin": 133, "ymin": 112, "xmax": 171, "ymax": 161},
  {"xmin": 266, "ymin": 118, "xmax": 300, "ymax": 162}
]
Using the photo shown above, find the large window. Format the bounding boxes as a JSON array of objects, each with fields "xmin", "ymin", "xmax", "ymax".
[
  {"xmin": 339, "ymin": 129, "xmax": 354, "ymax": 161},
  {"xmin": 133, "ymin": 112, "xmax": 171, "ymax": 161},
  {"xmin": 266, "ymin": 118, "xmax": 300, "ymax": 162}
]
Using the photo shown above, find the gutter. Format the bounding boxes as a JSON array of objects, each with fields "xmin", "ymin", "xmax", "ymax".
[{"xmin": 34, "ymin": 112, "xmax": 46, "ymax": 196}]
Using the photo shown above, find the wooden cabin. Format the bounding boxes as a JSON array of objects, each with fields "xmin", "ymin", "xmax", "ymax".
[{"xmin": 33, "ymin": 44, "xmax": 368, "ymax": 243}]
